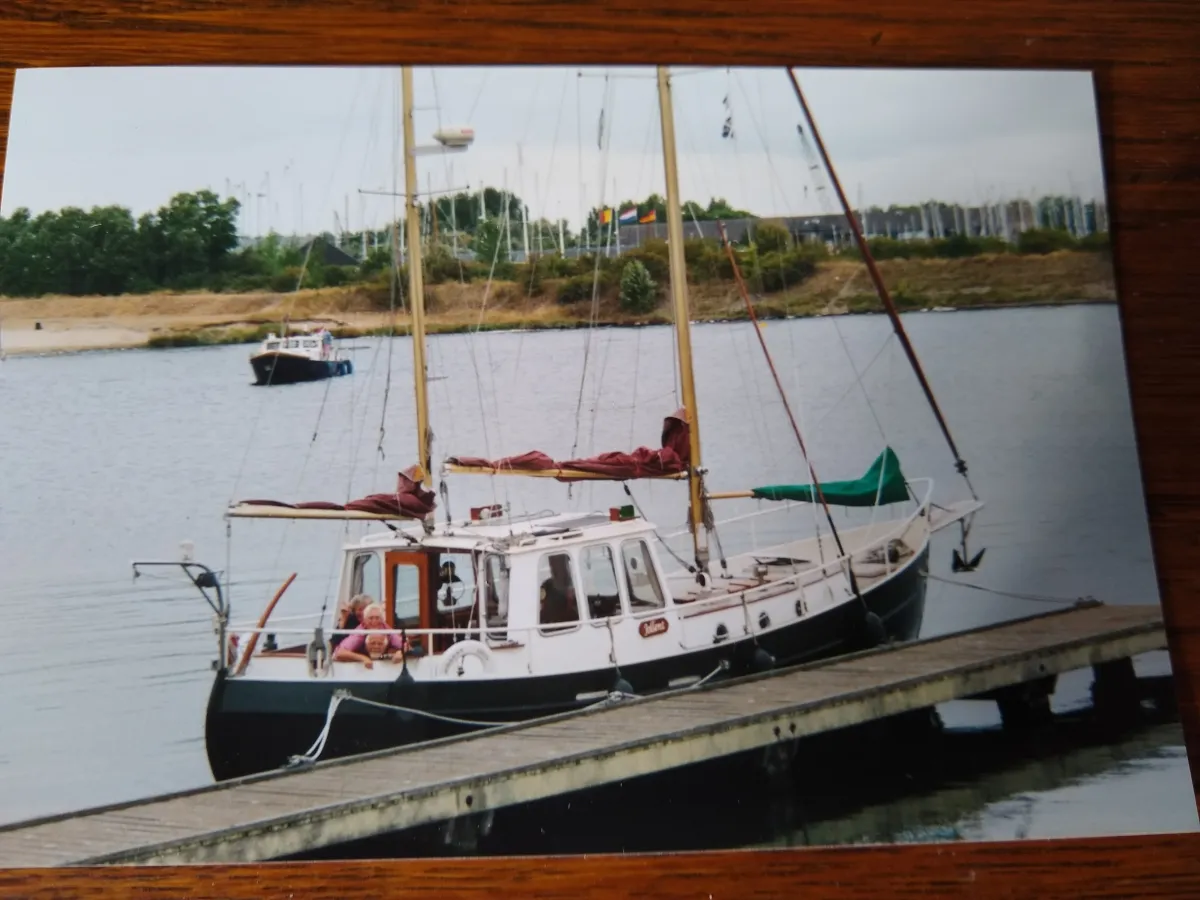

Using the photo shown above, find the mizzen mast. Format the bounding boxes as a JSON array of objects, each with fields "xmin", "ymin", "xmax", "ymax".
[
  {"xmin": 402, "ymin": 65, "xmax": 433, "ymax": 487},
  {"xmin": 656, "ymin": 65, "xmax": 710, "ymax": 577}
]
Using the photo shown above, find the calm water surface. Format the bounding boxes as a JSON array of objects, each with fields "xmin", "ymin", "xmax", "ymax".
[{"xmin": 0, "ymin": 303, "xmax": 1195, "ymax": 844}]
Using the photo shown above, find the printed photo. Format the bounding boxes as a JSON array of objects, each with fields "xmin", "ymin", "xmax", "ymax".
[{"xmin": 0, "ymin": 63, "xmax": 1193, "ymax": 864}]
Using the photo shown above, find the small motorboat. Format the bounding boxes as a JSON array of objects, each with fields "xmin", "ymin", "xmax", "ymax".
[{"xmin": 249, "ymin": 328, "xmax": 353, "ymax": 386}]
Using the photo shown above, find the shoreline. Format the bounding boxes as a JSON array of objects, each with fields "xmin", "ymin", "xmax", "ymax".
[
  {"xmin": 0, "ymin": 297, "xmax": 1117, "ymax": 360},
  {"xmin": 0, "ymin": 252, "xmax": 1118, "ymax": 359}
]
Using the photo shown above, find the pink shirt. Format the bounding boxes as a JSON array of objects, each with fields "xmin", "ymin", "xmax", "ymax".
[{"xmin": 336, "ymin": 627, "xmax": 407, "ymax": 654}]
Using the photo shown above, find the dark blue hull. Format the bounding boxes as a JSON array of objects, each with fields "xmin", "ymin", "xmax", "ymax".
[
  {"xmin": 205, "ymin": 546, "xmax": 928, "ymax": 782},
  {"xmin": 250, "ymin": 352, "xmax": 353, "ymax": 386}
]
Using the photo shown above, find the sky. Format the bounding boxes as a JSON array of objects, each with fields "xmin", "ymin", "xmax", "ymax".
[{"xmin": 1, "ymin": 65, "xmax": 1108, "ymax": 237}]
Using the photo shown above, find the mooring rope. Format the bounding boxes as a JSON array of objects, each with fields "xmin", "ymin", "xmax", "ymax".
[
  {"xmin": 285, "ymin": 660, "xmax": 729, "ymax": 769},
  {"xmin": 926, "ymin": 572, "xmax": 1095, "ymax": 607}
]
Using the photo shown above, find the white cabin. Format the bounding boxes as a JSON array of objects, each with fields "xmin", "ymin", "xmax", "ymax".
[{"xmin": 254, "ymin": 329, "xmax": 336, "ymax": 362}]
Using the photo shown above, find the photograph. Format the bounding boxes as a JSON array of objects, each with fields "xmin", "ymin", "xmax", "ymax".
[{"xmin": 0, "ymin": 62, "xmax": 1194, "ymax": 865}]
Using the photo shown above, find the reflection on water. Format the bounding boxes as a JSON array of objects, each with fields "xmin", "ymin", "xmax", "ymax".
[
  {"xmin": 291, "ymin": 715, "xmax": 1194, "ymax": 860},
  {"xmin": 766, "ymin": 722, "xmax": 1195, "ymax": 849},
  {"xmin": 0, "ymin": 304, "xmax": 1196, "ymax": 847}
]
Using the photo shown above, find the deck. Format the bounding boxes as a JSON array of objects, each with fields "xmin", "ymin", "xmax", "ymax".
[{"xmin": 0, "ymin": 600, "xmax": 1167, "ymax": 867}]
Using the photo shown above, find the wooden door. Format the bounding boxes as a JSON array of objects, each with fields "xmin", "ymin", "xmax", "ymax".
[{"xmin": 384, "ymin": 550, "xmax": 433, "ymax": 652}]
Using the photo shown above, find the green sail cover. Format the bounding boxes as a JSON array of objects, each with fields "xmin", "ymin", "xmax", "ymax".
[{"xmin": 750, "ymin": 447, "xmax": 910, "ymax": 507}]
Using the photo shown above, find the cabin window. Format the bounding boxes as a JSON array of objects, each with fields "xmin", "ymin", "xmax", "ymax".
[
  {"xmin": 435, "ymin": 551, "xmax": 476, "ymax": 613},
  {"xmin": 537, "ymin": 552, "xmax": 580, "ymax": 633},
  {"xmin": 265, "ymin": 341, "xmax": 281, "ymax": 350},
  {"xmin": 391, "ymin": 562, "xmax": 422, "ymax": 629},
  {"xmin": 349, "ymin": 552, "xmax": 382, "ymax": 606},
  {"xmin": 581, "ymin": 545, "xmax": 623, "ymax": 620},
  {"xmin": 621, "ymin": 540, "xmax": 665, "ymax": 611},
  {"xmin": 481, "ymin": 553, "xmax": 510, "ymax": 635},
  {"xmin": 303, "ymin": 339, "xmax": 318, "ymax": 348}
]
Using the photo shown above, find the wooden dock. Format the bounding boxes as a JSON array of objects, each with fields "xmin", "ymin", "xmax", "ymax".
[{"xmin": 0, "ymin": 601, "xmax": 1167, "ymax": 867}]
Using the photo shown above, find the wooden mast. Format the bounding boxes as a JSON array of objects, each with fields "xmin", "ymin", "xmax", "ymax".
[
  {"xmin": 656, "ymin": 65, "xmax": 709, "ymax": 575},
  {"xmin": 402, "ymin": 66, "xmax": 432, "ymax": 487}
]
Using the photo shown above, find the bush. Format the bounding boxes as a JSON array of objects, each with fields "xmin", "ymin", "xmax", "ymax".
[
  {"xmin": 1078, "ymin": 232, "xmax": 1111, "ymax": 254},
  {"xmin": 321, "ymin": 265, "xmax": 356, "ymax": 287},
  {"xmin": 511, "ymin": 261, "xmax": 546, "ymax": 297},
  {"xmin": 754, "ymin": 222, "xmax": 791, "ymax": 254},
  {"xmin": 753, "ymin": 250, "xmax": 818, "ymax": 292},
  {"xmin": 1017, "ymin": 227, "xmax": 1078, "ymax": 255},
  {"xmin": 271, "ymin": 266, "xmax": 306, "ymax": 292},
  {"xmin": 556, "ymin": 273, "xmax": 603, "ymax": 304},
  {"xmin": 619, "ymin": 259, "xmax": 658, "ymax": 313},
  {"xmin": 526, "ymin": 253, "xmax": 577, "ymax": 278},
  {"xmin": 223, "ymin": 274, "xmax": 273, "ymax": 293},
  {"xmin": 424, "ymin": 246, "xmax": 467, "ymax": 284},
  {"xmin": 622, "ymin": 243, "xmax": 670, "ymax": 285}
]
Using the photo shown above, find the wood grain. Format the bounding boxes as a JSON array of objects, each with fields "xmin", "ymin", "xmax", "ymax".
[
  {"xmin": 1, "ymin": 833, "xmax": 1199, "ymax": 897},
  {"xmin": 0, "ymin": 0, "xmax": 1198, "ymax": 895}
]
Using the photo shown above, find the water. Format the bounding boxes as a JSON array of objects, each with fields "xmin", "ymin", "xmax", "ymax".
[{"xmin": 0, "ymin": 303, "xmax": 1195, "ymax": 844}]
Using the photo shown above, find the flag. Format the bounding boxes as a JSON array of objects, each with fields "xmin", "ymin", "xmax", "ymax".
[
  {"xmin": 639, "ymin": 210, "xmax": 657, "ymax": 224},
  {"xmin": 599, "ymin": 208, "xmax": 613, "ymax": 225},
  {"xmin": 618, "ymin": 207, "xmax": 638, "ymax": 224}
]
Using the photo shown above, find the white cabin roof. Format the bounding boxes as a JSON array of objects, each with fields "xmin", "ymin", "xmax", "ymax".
[{"xmin": 344, "ymin": 510, "xmax": 658, "ymax": 556}]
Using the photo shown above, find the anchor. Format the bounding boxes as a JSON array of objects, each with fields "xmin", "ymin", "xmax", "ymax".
[{"xmin": 951, "ymin": 517, "xmax": 986, "ymax": 572}]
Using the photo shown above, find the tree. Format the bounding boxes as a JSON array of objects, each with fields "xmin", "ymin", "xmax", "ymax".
[
  {"xmin": 472, "ymin": 217, "xmax": 507, "ymax": 264},
  {"xmin": 619, "ymin": 258, "xmax": 657, "ymax": 314}
]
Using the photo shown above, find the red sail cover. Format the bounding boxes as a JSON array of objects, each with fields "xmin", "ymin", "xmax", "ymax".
[
  {"xmin": 240, "ymin": 466, "xmax": 437, "ymax": 519},
  {"xmin": 448, "ymin": 409, "xmax": 690, "ymax": 482}
]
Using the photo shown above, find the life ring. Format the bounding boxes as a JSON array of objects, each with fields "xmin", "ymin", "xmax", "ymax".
[{"xmin": 441, "ymin": 639, "xmax": 494, "ymax": 677}]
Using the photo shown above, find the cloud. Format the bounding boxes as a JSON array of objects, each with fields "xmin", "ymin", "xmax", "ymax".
[{"xmin": 2, "ymin": 65, "xmax": 1105, "ymax": 234}]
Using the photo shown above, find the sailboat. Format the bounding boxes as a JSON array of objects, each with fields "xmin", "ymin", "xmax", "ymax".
[{"xmin": 157, "ymin": 65, "xmax": 985, "ymax": 783}]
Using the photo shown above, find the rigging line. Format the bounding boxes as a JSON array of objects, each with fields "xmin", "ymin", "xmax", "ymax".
[
  {"xmin": 568, "ymin": 70, "xmax": 617, "ymax": 464},
  {"xmin": 429, "ymin": 67, "xmax": 468, "ymax": 285},
  {"xmin": 733, "ymin": 69, "xmax": 806, "ymax": 376},
  {"xmin": 716, "ymin": 220, "xmax": 862, "ymax": 584},
  {"xmin": 461, "ymin": 177, "xmax": 521, "ymax": 513},
  {"xmin": 785, "ymin": 67, "xmax": 975, "ymax": 500},
  {"xmin": 725, "ymin": 69, "xmax": 751, "ymax": 239},
  {"xmin": 583, "ymin": 88, "xmax": 655, "ymax": 444},
  {"xmin": 676, "ymin": 91, "xmax": 774, "ymax": 457},
  {"xmin": 808, "ymin": 330, "xmax": 894, "ymax": 433},
  {"xmin": 377, "ymin": 74, "xmax": 404, "ymax": 462},
  {"xmin": 623, "ymin": 484, "xmax": 697, "ymax": 574},
  {"xmin": 538, "ymin": 69, "xmax": 572, "ymax": 224},
  {"xmin": 583, "ymin": 87, "xmax": 659, "ymax": 451},
  {"xmin": 789, "ymin": 371, "xmax": 827, "ymax": 566},
  {"xmin": 731, "ymin": 78, "xmax": 896, "ymax": 512},
  {"xmin": 782, "ymin": 132, "xmax": 896, "ymax": 459},
  {"xmin": 577, "ymin": 70, "xmax": 584, "ymax": 257},
  {"xmin": 629, "ymin": 327, "xmax": 643, "ymax": 448},
  {"xmin": 227, "ymin": 67, "xmax": 371, "ymax": 508},
  {"xmin": 355, "ymin": 69, "xmax": 388, "ymax": 190},
  {"xmin": 465, "ymin": 68, "xmax": 491, "ymax": 123}
]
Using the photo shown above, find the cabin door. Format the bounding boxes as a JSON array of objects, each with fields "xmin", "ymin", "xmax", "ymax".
[{"xmin": 384, "ymin": 551, "xmax": 434, "ymax": 654}]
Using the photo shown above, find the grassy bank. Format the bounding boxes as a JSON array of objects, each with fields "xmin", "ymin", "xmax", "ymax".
[{"xmin": 0, "ymin": 250, "xmax": 1115, "ymax": 352}]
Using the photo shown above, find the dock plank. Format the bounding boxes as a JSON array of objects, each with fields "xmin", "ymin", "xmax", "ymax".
[{"xmin": 0, "ymin": 602, "xmax": 1166, "ymax": 867}]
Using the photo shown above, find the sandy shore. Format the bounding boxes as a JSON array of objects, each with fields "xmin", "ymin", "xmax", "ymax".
[
  {"xmin": 1, "ymin": 318, "xmax": 155, "ymax": 356},
  {"xmin": 0, "ymin": 252, "xmax": 1117, "ymax": 358}
]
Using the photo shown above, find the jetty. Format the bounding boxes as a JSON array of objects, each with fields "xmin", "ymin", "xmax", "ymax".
[{"xmin": 0, "ymin": 600, "xmax": 1168, "ymax": 867}]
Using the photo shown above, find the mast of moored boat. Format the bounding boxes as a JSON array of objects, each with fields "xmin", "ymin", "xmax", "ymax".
[
  {"xmin": 402, "ymin": 66, "xmax": 433, "ymax": 489},
  {"xmin": 655, "ymin": 65, "xmax": 710, "ymax": 578}
]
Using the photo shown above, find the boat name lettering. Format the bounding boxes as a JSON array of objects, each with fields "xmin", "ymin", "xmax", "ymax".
[{"xmin": 639, "ymin": 617, "xmax": 669, "ymax": 638}]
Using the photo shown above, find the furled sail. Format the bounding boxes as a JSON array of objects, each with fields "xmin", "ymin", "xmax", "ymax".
[
  {"xmin": 749, "ymin": 447, "xmax": 910, "ymax": 507},
  {"xmin": 229, "ymin": 466, "xmax": 437, "ymax": 520},
  {"xmin": 445, "ymin": 409, "xmax": 691, "ymax": 482}
]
